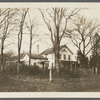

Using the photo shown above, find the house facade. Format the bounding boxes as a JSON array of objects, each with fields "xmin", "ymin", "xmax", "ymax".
[
  {"xmin": 41, "ymin": 45, "xmax": 75, "ymax": 68},
  {"xmin": 21, "ymin": 53, "xmax": 48, "ymax": 68}
]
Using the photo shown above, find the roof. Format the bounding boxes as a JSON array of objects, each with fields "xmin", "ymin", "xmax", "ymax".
[
  {"xmin": 31, "ymin": 54, "xmax": 48, "ymax": 60},
  {"xmin": 94, "ymin": 33, "xmax": 100, "ymax": 37},
  {"xmin": 22, "ymin": 53, "xmax": 48, "ymax": 60},
  {"xmin": 41, "ymin": 45, "xmax": 73, "ymax": 55}
]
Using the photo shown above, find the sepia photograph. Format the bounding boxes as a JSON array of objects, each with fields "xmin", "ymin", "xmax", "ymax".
[{"xmin": 0, "ymin": 2, "xmax": 100, "ymax": 97}]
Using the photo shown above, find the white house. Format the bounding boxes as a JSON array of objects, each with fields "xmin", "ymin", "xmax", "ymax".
[
  {"xmin": 21, "ymin": 53, "xmax": 48, "ymax": 68},
  {"xmin": 41, "ymin": 45, "xmax": 75, "ymax": 68}
]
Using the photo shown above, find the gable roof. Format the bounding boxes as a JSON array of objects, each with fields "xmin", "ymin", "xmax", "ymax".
[
  {"xmin": 93, "ymin": 33, "xmax": 100, "ymax": 42},
  {"xmin": 22, "ymin": 53, "xmax": 48, "ymax": 60},
  {"xmin": 94, "ymin": 33, "xmax": 100, "ymax": 38},
  {"xmin": 41, "ymin": 45, "xmax": 73, "ymax": 55}
]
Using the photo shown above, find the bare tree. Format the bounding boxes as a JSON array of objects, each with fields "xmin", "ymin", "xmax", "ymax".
[
  {"xmin": 65, "ymin": 15, "xmax": 99, "ymax": 56},
  {"xmin": 17, "ymin": 8, "xmax": 29, "ymax": 72},
  {"xmin": 64, "ymin": 15, "xmax": 100, "ymax": 67},
  {"xmin": 0, "ymin": 8, "xmax": 17, "ymax": 71},
  {"xmin": 39, "ymin": 7, "xmax": 80, "ymax": 72},
  {"xmin": 25, "ymin": 10, "xmax": 39, "ymax": 66},
  {"xmin": 5, "ymin": 50, "xmax": 16, "ymax": 61}
]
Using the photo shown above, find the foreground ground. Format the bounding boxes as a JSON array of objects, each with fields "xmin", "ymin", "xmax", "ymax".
[{"xmin": 0, "ymin": 69, "xmax": 100, "ymax": 92}]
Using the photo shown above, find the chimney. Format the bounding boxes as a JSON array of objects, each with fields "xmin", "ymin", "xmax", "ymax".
[{"xmin": 37, "ymin": 45, "xmax": 39, "ymax": 54}]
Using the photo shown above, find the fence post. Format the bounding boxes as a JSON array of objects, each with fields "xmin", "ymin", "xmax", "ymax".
[
  {"xmin": 94, "ymin": 67, "xmax": 97, "ymax": 74},
  {"xmin": 75, "ymin": 62, "xmax": 76, "ymax": 71},
  {"xmin": 17, "ymin": 63, "xmax": 20, "ymax": 73},
  {"xmin": 48, "ymin": 66, "xmax": 52, "ymax": 82},
  {"xmin": 50, "ymin": 69, "xmax": 52, "ymax": 82}
]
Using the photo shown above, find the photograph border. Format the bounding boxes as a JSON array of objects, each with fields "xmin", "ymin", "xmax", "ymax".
[{"xmin": 0, "ymin": 1, "xmax": 100, "ymax": 99}]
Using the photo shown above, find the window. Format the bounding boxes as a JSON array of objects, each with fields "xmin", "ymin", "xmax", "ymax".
[
  {"xmin": 68, "ymin": 55, "xmax": 71, "ymax": 60},
  {"xmin": 59, "ymin": 54, "xmax": 61, "ymax": 59},
  {"xmin": 64, "ymin": 54, "xmax": 66, "ymax": 60},
  {"xmin": 52, "ymin": 54, "xmax": 53, "ymax": 59}
]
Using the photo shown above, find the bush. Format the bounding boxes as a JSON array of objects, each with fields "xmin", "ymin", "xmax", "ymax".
[
  {"xmin": 5, "ymin": 62, "xmax": 17, "ymax": 74},
  {"xmin": 5, "ymin": 62, "xmax": 92, "ymax": 79},
  {"xmin": 5, "ymin": 63, "xmax": 49, "ymax": 78},
  {"xmin": 19, "ymin": 64, "xmax": 40, "ymax": 76}
]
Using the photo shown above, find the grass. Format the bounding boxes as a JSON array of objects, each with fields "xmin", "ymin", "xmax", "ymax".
[{"xmin": 0, "ymin": 68, "xmax": 100, "ymax": 92}]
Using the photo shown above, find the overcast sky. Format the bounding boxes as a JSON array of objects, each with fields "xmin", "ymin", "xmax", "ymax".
[{"xmin": 1, "ymin": 3, "xmax": 100, "ymax": 56}]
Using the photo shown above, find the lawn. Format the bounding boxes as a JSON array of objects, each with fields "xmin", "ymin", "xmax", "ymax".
[{"xmin": 0, "ymin": 69, "xmax": 100, "ymax": 92}]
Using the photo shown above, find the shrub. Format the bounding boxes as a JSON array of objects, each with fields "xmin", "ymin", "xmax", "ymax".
[{"xmin": 5, "ymin": 62, "xmax": 17, "ymax": 74}]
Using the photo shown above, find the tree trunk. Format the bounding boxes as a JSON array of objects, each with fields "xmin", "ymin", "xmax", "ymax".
[
  {"xmin": 29, "ymin": 44, "xmax": 32, "ymax": 67},
  {"xmin": 1, "ymin": 40, "xmax": 4, "ymax": 72},
  {"xmin": 17, "ymin": 9, "xmax": 28, "ymax": 72},
  {"xmin": 54, "ymin": 42, "xmax": 60, "ymax": 73},
  {"xmin": 17, "ymin": 31, "xmax": 23, "ymax": 73},
  {"xmin": 17, "ymin": 46, "xmax": 20, "ymax": 73},
  {"xmin": 54, "ymin": 25, "xmax": 60, "ymax": 73},
  {"xmin": 29, "ymin": 30, "xmax": 32, "ymax": 66},
  {"xmin": 83, "ymin": 40, "xmax": 85, "ymax": 55},
  {"xmin": 18, "ymin": 33, "xmax": 21, "ymax": 73},
  {"xmin": 18, "ymin": 46, "xmax": 20, "ymax": 63}
]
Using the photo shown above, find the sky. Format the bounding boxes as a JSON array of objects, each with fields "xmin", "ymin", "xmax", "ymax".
[{"xmin": 1, "ymin": 3, "xmax": 100, "ymax": 56}]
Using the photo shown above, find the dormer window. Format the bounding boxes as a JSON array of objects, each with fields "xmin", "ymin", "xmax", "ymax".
[
  {"xmin": 62, "ymin": 49, "xmax": 66, "ymax": 52},
  {"xmin": 64, "ymin": 54, "xmax": 66, "ymax": 60}
]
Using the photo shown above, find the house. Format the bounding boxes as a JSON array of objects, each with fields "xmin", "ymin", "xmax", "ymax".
[
  {"xmin": 21, "ymin": 53, "xmax": 48, "ymax": 68},
  {"xmin": 41, "ymin": 45, "xmax": 76, "ymax": 69}
]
